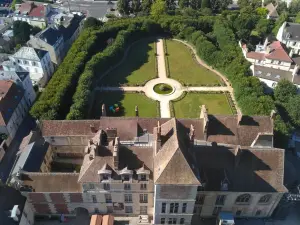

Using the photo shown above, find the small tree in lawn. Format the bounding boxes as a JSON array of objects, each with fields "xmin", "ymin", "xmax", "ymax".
[{"xmin": 150, "ymin": 0, "xmax": 167, "ymax": 19}]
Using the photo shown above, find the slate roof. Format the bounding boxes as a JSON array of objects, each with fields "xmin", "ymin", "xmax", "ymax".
[
  {"xmin": 13, "ymin": 47, "xmax": 47, "ymax": 61},
  {"xmin": 282, "ymin": 22, "xmax": 300, "ymax": 41},
  {"xmin": 0, "ymin": 186, "xmax": 26, "ymax": 225},
  {"xmin": 36, "ymin": 26, "xmax": 63, "ymax": 46},
  {"xmin": 0, "ymin": 81, "xmax": 24, "ymax": 126}
]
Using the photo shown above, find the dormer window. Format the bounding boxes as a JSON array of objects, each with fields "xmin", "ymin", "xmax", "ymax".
[
  {"xmin": 136, "ymin": 164, "xmax": 150, "ymax": 182},
  {"xmin": 119, "ymin": 167, "xmax": 133, "ymax": 182},
  {"xmin": 98, "ymin": 163, "xmax": 112, "ymax": 182},
  {"xmin": 123, "ymin": 175, "xmax": 130, "ymax": 181},
  {"xmin": 141, "ymin": 174, "xmax": 147, "ymax": 181}
]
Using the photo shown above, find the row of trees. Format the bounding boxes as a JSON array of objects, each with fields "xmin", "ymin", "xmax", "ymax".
[{"xmin": 67, "ymin": 20, "xmax": 159, "ymax": 119}]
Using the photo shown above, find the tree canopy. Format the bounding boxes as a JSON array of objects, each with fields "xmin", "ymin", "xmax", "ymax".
[
  {"xmin": 150, "ymin": 0, "xmax": 167, "ymax": 18},
  {"xmin": 274, "ymin": 79, "xmax": 298, "ymax": 104}
]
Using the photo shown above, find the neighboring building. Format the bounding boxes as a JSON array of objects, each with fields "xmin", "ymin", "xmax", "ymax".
[
  {"xmin": 0, "ymin": 37, "xmax": 13, "ymax": 54},
  {"xmin": 8, "ymin": 47, "xmax": 54, "ymax": 87},
  {"xmin": 27, "ymin": 14, "xmax": 84, "ymax": 67},
  {"xmin": 277, "ymin": 22, "xmax": 300, "ymax": 55},
  {"xmin": 2, "ymin": 29, "xmax": 13, "ymax": 41},
  {"xmin": 0, "ymin": 80, "xmax": 29, "ymax": 141},
  {"xmin": 15, "ymin": 108, "xmax": 287, "ymax": 223},
  {"xmin": 265, "ymin": 3, "xmax": 279, "ymax": 20},
  {"xmin": 240, "ymin": 39, "xmax": 300, "ymax": 89},
  {"xmin": 0, "ymin": 185, "xmax": 34, "ymax": 225},
  {"xmin": 0, "ymin": 64, "xmax": 36, "ymax": 105},
  {"xmin": 13, "ymin": 2, "xmax": 51, "ymax": 28}
]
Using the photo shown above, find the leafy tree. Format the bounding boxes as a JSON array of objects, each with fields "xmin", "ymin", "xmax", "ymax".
[
  {"xmin": 117, "ymin": 0, "xmax": 130, "ymax": 15},
  {"xmin": 254, "ymin": 18, "xmax": 273, "ymax": 38},
  {"xmin": 84, "ymin": 17, "xmax": 103, "ymax": 29},
  {"xmin": 13, "ymin": 21, "xmax": 32, "ymax": 45},
  {"xmin": 166, "ymin": 0, "xmax": 176, "ymax": 10},
  {"xmin": 274, "ymin": 79, "xmax": 298, "ymax": 103},
  {"xmin": 210, "ymin": 0, "xmax": 232, "ymax": 12},
  {"xmin": 190, "ymin": 0, "xmax": 201, "ymax": 9},
  {"xmin": 141, "ymin": 0, "xmax": 153, "ymax": 15},
  {"xmin": 201, "ymin": 0, "xmax": 210, "ymax": 8},
  {"xmin": 150, "ymin": 0, "xmax": 167, "ymax": 19},
  {"xmin": 256, "ymin": 7, "xmax": 268, "ymax": 17},
  {"xmin": 287, "ymin": 95, "xmax": 300, "ymax": 126},
  {"xmin": 132, "ymin": 0, "xmax": 141, "ymax": 13},
  {"xmin": 289, "ymin": 0, "xmax": 300, "ymax": 14},
  {"xmin": 178, "ymin": 0, "xmax": 189, "ymax": 8},
  {"xmin": 272, "ymin": 12, "xmax": 289, "ymax": 35},
  {"xmin": 295, "ymin": 11, "xmax": 300, "ymax": 23}
]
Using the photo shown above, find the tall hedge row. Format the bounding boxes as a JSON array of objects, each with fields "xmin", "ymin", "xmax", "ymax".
[{"xmin": 66, "ymin": 21, "xmax": 159, "ymax": 119}]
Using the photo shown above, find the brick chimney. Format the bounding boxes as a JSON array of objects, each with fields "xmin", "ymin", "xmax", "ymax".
[
  {"xmin": 237, "ymin": 110, "xmax": 243, "ymax": 125},
  {"xmin": 135, "ymin": 105, "xmax": 139, "ymax": 117},
  {"xmin": 113, "ymin": 137, "xmax": 119, "ymax": 170},
  {"xmin": 154, "ymin": 121, "xmax": 162, "ymax": 155},
  {"xmin": 200, "ymin": 105, "xmax": 209, "ymax": 140},
  {"xmin": 102, "ymin": 104, "xmax": 106, "ymax": 117}
]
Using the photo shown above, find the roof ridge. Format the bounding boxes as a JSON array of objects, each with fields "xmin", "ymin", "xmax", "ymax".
[{"xmin": 22, "ymin": 172, "xmax": 79, "ymax": 176}]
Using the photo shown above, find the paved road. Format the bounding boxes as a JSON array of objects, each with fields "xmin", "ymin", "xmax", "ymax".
[
  {"xmin": 60, "ymin": 0, "xmax": 116, "ymax": 18},
  {"xmin": 0, "ymin": 116, "xmax": 36, "ymax": 183}
]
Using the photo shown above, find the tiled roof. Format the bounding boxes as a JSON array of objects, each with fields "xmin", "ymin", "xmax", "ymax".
[
  {"xmin": 0, "ymin": 80, "xmax": 24, "ymax": 126},
  {"xmin": 18, "ymin": 2, "xmax": 47, "ymax": 17},
  {"xmin": 13, "ymin": 47, "xmax": 47, "ymax": 61},
  {"xmin": 246, "ymin": 52, "xmax": 265, "ymax": 60},
  {"xmin": 265, "ymin": 3, "xmax": 279, "ymax": 17},
  {"xmin": 282, "ymin": 22, "xmax": 300, "ymax": 42}
]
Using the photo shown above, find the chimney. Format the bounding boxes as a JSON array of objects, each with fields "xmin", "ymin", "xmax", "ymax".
[
  {"xmin": 113, "ymin": 137, "xmax": 119, "ymax": 170},
  {"xmin": 154, "ymin": 121, "xmax": 162, "ymax": 155},
  {"xmin": 270, "ymin": 110, "xmax": 276, "ymax": 120},
  {"xmin": 135, "ymin": 105, "xmax": 139, "ymax": 117},
  {"xmin": 234, "ymin": 146, "xmax": 242, "ymax": 168},
  {"xmin": 101, "ymin": 104, "xmax": 106, "ymax": 117},
  {"xmin": 189, "ymin": 124, "xmax": 195, "ymax": 145},
  {"xmin": 237, "ymin": 110, "xmax": 243, "ymax": 125},
  {"xmin": 200, "ymin": 105, "xmax": 209, "ymax": 140}
]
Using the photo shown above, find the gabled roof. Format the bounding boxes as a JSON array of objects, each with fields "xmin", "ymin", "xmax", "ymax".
[
  {"xmin": 154, "ymin": 119, "xmax": 200, "ymax": 185},
  {"xmin": 265, "ymin": 3, "xmax": 279, "ymax": 18},
  {"xmin": 35, "ymin": 26, "xmax": 63, "ymax": 46},
  {"xmin": 13, "ymin": 47, "xmax": 47, "ymax": 61}
]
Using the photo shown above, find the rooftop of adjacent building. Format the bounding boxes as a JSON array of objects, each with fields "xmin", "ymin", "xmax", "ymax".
[
  {"xmin": 265, "ymin": 3, "xmax": 279, "ymax": 18},
  {"xmin": 18, "ymin": 110, "xmax": 287, "ymax": 193},
  {"xmin": 13, "ymin": 47, "xmax": 47, "ymax": 61},
  {"xmin": 15, "ymin": 1, "xmax": 50, "ymax": 18},
  {"xmin": 0, "ymin": 80, "xmax": 24, "ymax": 126},
  {"xmin": 281, "ymin": 22, "xmax": 300, "ymax": 41}
]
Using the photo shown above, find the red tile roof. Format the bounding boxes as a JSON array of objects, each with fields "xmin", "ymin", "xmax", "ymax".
[
  {"xmin": 265, "ymin": 41, "xmax": 293, "ymax": 62},
  {"xmin": 246, "ymin": 52, "xmax": 265, "ymax": 60},
  {"xmin": 18, "ymin": 2, "xmax": 46, "ymax": 18}
]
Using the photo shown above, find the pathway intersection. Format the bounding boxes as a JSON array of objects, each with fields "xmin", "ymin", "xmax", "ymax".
[{"xmin": 98, "ymin": 38, "xmax": 239, "ymax": 118}]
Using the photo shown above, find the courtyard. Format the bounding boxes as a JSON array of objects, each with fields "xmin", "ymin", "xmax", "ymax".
[{"xmin": 95, "ymin": 38, "xmax": 237, "ymax": 118}]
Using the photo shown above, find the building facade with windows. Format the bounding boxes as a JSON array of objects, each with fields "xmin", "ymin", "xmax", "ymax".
[{"xmin": 15, "ymin": 107, "xmax": 286, "ymax": 224}]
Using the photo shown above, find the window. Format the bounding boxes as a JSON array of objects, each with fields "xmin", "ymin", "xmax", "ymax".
[
  {"xmin": 94, "ymin": 208, "xmax": 99, "ymax": 213},
  {"xmin": 105, "ymin": 194, "xmax": 112, "ymax": 203},
  {"xmin": 89, "ymin": 183, "xmax": 95, "ymax": 189},
  {"xmin": 180, "ymin": 218, "xmax": 185, "ymax": 224},
  {"xmin": 197, "ymin": 186, "xmax": 204, "ymax": 191},
  {"xmin": 141, "ymin": 174, "xmax": 147, "ymax": 181},
  {"xmin": 141, "ymin": 183, "xmax": 147, "ymax": 190},
  {"xmin": 161, "ymin": 218, "xmax": 165, "ymax": 224},
  {"xmin": 236, "ymin": 194, "xmax": 251, "ymax": 204},
  {"xmin": 255, "ymin": 210, "xmax": 262, "ymax": 216},
  {"xmin": 169, "ymin": 203, "xmax": 178, "ymax": 213},
  {"xmin": 215, "ymin": 195, "xmax": 226, "ymax": 205},
  {"xmin": 140, "ymin": 194, "xmax": 148, "ymax": 203},
  {"xmin": 104, "ymin": 183, "xmax": 110, "ymax": 190},
  {"xmin": 168, "ymin": 218, "xmax": 176, "ymax": 224},
  {"xmin": 212, "ymin": 207, "xmax": 222, "ymax": 216},
  {"xmin": 123, "ymin": 175, "xmax": 130, "ymax": 181},
  {"xmin": 32, "ymin": 61, "xmax": 37, "ymax": 66},
  {"xmin": 236, "ymin": 210, "xmax": 242, "ymax": 216},
  {"xmin": 124, "ymin": 184, "xmax": 131, "ymax": 190},
  {"xmin": 140, "ymin": 206, "xmax": 147, "ymax": 214},
  {"xmin": 125, "ymin": 194, "xmax": 132, "ymax": 203},
  {"xmin": 125, "ymin": 206, "xmax": 133, "ymax": 213},
  {"xmin": 170, "ymin": 203, "xmax": 174, "ymax": 213},
  {"xmin": 107, "ymin": 206, "xmax": 113, "ymax": 213},
  {"xmin": 92, "ymin": 195, "xmax": 97, "ymax": 203},
  {"xmin": 258, "ymin": 194, "xmax": 271, "ymax": 204},
  {"xmin": 102, "ymin": 174, "xmax": 109, "ymax": 180},
  {"xmin": 161, "ymin": 203, "xmax": 166, "ymax": 213},
  {"xmin": 196, "ymin": 194, "xmax": 205, "ymax": 205},
  {"xmin": 182, "ymin": 203, "xmax": 187, "ymax": 213},
  {"xmin": 174, "ymin": 203, "xmax": 179, "ymax": 213},
  {"xmin": 24, "ymin": 60, "xmax": 29, "ymax": 65}
]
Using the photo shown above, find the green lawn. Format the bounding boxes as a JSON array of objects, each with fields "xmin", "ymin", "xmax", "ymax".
[
  {"xmin": 166, "ymin": 40, "xmax": 221, "ymax": 85},
  {"xmin": 171, "ymin": 93, "xmax": 233, "ymax": 118},
  {"xmin": 91, "ymin": 92, "xmax": 159, "ymax": 118},
  {"xmin": 99, "ymin": 38, "xmax": 157, "ymax": 86}
]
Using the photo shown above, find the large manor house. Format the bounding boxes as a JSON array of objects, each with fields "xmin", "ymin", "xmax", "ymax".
[{"xmin": 13, "ymin": 106, "xmax": 286, "ymax": 224}]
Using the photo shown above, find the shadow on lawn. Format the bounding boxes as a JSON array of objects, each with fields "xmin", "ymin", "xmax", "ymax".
[{"xmin": 99, "ymin": 37, "xmax": 158, "ymax": 85}]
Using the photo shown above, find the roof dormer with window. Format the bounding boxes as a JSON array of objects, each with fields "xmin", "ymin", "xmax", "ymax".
[{"xmin": 98, "ymin": 163, "xmax": 112, "ymax": 182}]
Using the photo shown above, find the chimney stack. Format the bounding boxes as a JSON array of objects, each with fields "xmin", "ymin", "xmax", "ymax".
[
  {"xmin": 154, "ymin": 121, "xmax": 162, "ymax": 155},
  {"xmin": 135, "ymin": 105, "xmax": 139, "ymax": 117},
  {"xmin": 102, "ymin": 104, "xmax": 106, "ymax": 117},
  {"xmin": 270, "ymin": 110, "xmax": 276, "ymax": 120},
  {"xmin": 189, "ymin": 124, "xmax": 195, "ymax": 145},
  {"xmin": 237, "ymin": 110, "xmax": 243, "ymax": 125},
  {"xmin": 200, "ymin": 105, "xmax": 209, "ymax": 140},
  {"xmin": 234, "ymin": 146, "xmax": 242, "ymax": 168},
  {"xmin": 113, "ymin": 137, "xmax": 119, "ymax": 170}
]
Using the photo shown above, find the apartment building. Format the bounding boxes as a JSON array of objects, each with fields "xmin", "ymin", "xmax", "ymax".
[
  {"xmin": 8, "ymin": 47, "xmax": 54, "ymax": 87},
  {"xmin": 15, "ymin": 107, "xmax": 286, "ymax": 224},
  {"xmin": 240, "ymin": 39, "xmax": 300, "ymax": 89},
  {"xmin": 277, "ymin": 22, "xmax": 300, "ymax": 55}
]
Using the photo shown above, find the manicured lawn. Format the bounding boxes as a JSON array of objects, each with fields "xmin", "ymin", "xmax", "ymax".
[
  {"xmin": 153, "ymin": 83, "xmax": 173, "ymax": 94},
  {"xmin": 166, "ymin": 40, "xmax": 221, "ymax": 85},
  {"xmin": 99, "ymin": 38, "xmax": 157, "ymax": 86},
  {"xmin": 91, "ymin": 91, "xmax": 159, "ymax": 118},
  {"xmin": 171, "ymin": 93, "xmax": 233, "ymax": 118}
]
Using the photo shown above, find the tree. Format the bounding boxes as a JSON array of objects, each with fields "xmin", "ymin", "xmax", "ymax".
[
  {"xmin": 272, "ymin": 12, "xmax": 289, "ymax": 35},
  {"xmin": 132, "ymin": 0, "xmax": 141, "ymax": 13},
  {"xmin": 117, "ymin": 0, "xmax": 130, "ymax": 15},
  {"xmin": 256, "ymin": 7, "xmax": 268, "ymax": 17},
  {"xmin": 289, "ymin": 0, "xmax": 300, "ymax": 14},
  {"xmin": 201, "ymin": 0, "xmax": 210, "ymax": 8},
  {"xmin": 295, "ymin": 11, "xmax": 300, "ymax": 23},
  {"xmin": 141, "ymin": 0, "xmax": 153, "ymax": 15},
  {"xmin": 166, "ymin": 0, "xmax": 176, "ymax": 10},
  {"xmin": 84, "ymin": 17, "xmax": 103, "ymax": 29},
  {"xmin": 13, "ymin": 21, "xmax": 32, "ymax": 45},
  {"xmin": 210, "ymin": 0, "xmax": 232, "ymax": 12},
  {"xmin": 287, "ymin": 95, "xmax": 300, "ymax": 126},
  {"xmin": 178, "ymin": 0, "xmax": 189, "ymax": 8},
  {"xmin": 150, "ymin": 0, "xmax": 167, "ymax": 19},
  {"xmin": 274, "ymin": 79, "xmax": 298, "ymax": 103},
  {"xmin": 31, "ymin": 26, "xmax": 41, "ymax": 35},
  {"xmin": 190, "ymin": 0, "xmax": 201, "ymax": 9}
]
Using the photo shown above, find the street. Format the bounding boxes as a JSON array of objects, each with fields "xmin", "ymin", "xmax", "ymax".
[
  {"xmin": 60, "ymin": 0, "xmax": 116, "ymax": 18},
  {"xmin": 0, "ymin": 116, "xmax": 36, "ymax": 183}
]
